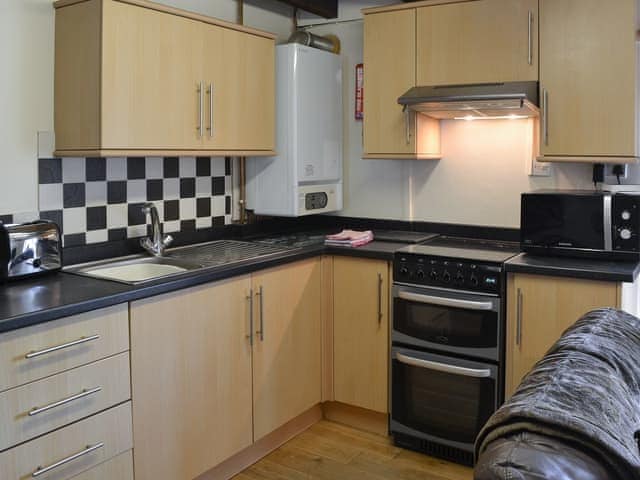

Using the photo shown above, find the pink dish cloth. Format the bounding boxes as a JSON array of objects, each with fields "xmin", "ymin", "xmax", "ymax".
[{"xmin": 325, "ymin": 229, "xmax": 374, "ymax": 248}]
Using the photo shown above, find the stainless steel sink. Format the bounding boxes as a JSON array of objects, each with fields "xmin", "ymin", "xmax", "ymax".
[
  {"xmin": 67, "ymin": 256, "xmax": 203, "ymax": 285},
  {"xmin": 66, "ymin": 240, "xmax": 294, "ymax": 285}
]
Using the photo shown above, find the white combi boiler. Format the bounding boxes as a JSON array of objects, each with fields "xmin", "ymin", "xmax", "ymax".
[{"xmin": 247, "ymin": 43, "xmax": 343, "ymax": 217}]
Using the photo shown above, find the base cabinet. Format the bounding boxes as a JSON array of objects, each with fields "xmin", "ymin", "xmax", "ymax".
[
  {"xmin": 505, "ymin": 273, "xmax": 620, "ymax": 397},
  {"xmin": 130, "ymin": 276, "xmax": 254, "ymax": 480},
  {"xmin": 333, "ymin": 257, "xmax": 390, "ymax": 413},
  {"xmin": 130, "ymin": 259, "xmax": 322, "ymax": 479}
]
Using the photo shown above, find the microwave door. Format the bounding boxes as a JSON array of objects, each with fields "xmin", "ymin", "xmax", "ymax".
[{"xmin": 522, "ymin": 193, "xmax": 611, "ymax": 250}]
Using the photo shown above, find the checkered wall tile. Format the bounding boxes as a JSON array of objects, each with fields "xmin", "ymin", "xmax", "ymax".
[{"xmin": 4, "ymin": 156, "xmax": 233, "ymax": 247}]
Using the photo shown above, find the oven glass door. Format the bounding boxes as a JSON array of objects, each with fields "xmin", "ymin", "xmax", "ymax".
[
  {"xmin": 391, "ymin": 347, "xmax": 497, "ymax": 445},
  {"xmin": 393, "ymin": 285, "xmax": 500, "ymax": 360}
]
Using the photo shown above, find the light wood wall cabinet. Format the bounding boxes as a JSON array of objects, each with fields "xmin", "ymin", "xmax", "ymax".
[
  {"xmin": 506, "ymin": 273, "xmax": 620, "ymax": 397},
  {"xmin": 54, "ymin": 0, "xmax": 275, "ymax": 157},
  {"xmin": 252, "ymin": 259, "xmax": 322, "ymax": 440},
  {"xmin": 538, "ymin": 0, "xmax": 638, "ymax": 163},
  {"xmin": 362, "ymin": 10, "xmax": 441, "ymax": 160},
  {"xmin": 416, "ymin": 0, "xmax": 538, "ymax": 86},
  {"xmin": 333, "ymin": 257, "xmax": 390, "ymax": 413},
  {"xmin": 130, "ymin": 276, "xmax": 254, "ymax": 480}
]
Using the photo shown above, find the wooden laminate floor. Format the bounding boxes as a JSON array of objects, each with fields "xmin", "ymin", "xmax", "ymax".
[{"xmin": 234, "ymin": 420, "xmax": 473, "ymax": 480}]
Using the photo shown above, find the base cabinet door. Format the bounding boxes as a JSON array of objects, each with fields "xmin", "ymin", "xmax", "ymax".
[
  {"xmin": 506, "ymin": 273, "xmax": 619, "ymax": 397},
  {"xmin": 333, "ymin": 257, "xmax": 389, "ymax": 413},
  {"xmin": 130, "ymin": 276, "xmax": 253, "ymax": 480},
  {"xmin": 251, "ymin": 259, "xmax": 322, "ymax": 441},
  {"xmin": 539, "ymin": 0, "xmax": 637, "ymax": 159}
]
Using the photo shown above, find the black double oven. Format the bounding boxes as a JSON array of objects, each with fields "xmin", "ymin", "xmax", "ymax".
[{"xmin": 390, "ymin": 237, "xmax": 518, "ymax": 465}]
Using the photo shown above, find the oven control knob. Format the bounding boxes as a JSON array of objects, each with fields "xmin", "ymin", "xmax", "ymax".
[
  {"xmin": 622, "ymin": 210, "xmax": 632, "ymax": 221},
  {"xmin": 470, "ymin": 275, "xmax": 479, "ymax": 287},
  {"xmin": 442, "ymin": 271, "xmax": 451, "ymax": 283},
  {"xmin": 416, "ymin": 269, "xmax": 425, "ymax": 280},
  {"xmin": 429, "ymin": 269, "xmax": 438, "ymax": 281},
  {"xmin": 455, "ymin": 272, "xmax": 464, "ymax": 285},
  {"xmin": 620, "ymin": 228, "xmax": 633, "ymax": 240},
  {"xmin": 399, "ymin": 266, "xmax": 409, "ymax": 276}
]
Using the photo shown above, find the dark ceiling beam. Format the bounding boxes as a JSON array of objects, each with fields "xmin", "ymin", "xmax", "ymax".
[{"xmin": 276, "ymin": 0, "xmax": 338, "ymax": 19}]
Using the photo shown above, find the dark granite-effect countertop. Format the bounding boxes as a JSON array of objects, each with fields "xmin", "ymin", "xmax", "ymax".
[
  {"xmin": 505, "ymin": 253, "xmax": 640, "ymax": 283},
  {"xmin": 0, "ymin": 241, "xmax": 402, "ymax": 333},
  {"xmin": 3, "ymin": 234, "xmax": 640, "ymax": 334}
]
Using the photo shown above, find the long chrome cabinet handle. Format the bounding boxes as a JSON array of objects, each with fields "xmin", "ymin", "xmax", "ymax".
[
  {"xmin": 197, "ymin": 82, "xmax": 204, "ymax": 138},
  {"xmin": 396, "ymin": 352, "xmax": 492, "ymax": 378},
  {"xmin": 246, "ymin": 289, "xmax": 254, "ymax": 346},
  {"xmin": 403, "ymin": 106, "xmax": 410, "ymax": 145},
  {"xmin": 29, "ymin": 387, "xmax": 102, "ymax": 417},
  {"xmin": 25, "ymin": 335, "xmax": 100, "ymax": 359},
  {"xmin": 207, "ymin": 83, "xmax": 214, "ymax": 138},
  {"xmin": 542, "ymin": 87, "xmax": 549, "ymax": 145},
  {"xmin": 516, "ymin": 288, "xmax": 523, "ymax": 346},
  {"xmin": 397, "ymin": 291, "xmax": 495, "ymax": 311},
  {"xmin": 256, "ymin": 286, "xmax": 264, "ymax": 342},
  {"xmin": 377, "ymin": 273, "xmax": 383, "ymax": 324},
  {"xmin": 527, "ymin": 10, "xmax": 533, "ymax": 65},
  {"xmin": 32, "ymin": 443, "xmax": 104, "ymax": 477}
]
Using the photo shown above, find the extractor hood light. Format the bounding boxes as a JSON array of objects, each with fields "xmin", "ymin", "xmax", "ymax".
[{"xmin": 453, "ymin": 114, "xmax": 530, "ymax": 121}]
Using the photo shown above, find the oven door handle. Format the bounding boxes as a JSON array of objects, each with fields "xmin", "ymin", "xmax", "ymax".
[
  {"xmin": 396, "ymin": 352, "xmax": 492, "ymax": 378},
  {"xmin": 397, "ymin": 291, "xmax": 494, "ymax": 311}
]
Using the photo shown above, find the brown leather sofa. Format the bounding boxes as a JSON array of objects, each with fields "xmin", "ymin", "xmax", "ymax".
[{"xmin": 474, "ymin": 308, "xmax": 640, "ymax": 480}]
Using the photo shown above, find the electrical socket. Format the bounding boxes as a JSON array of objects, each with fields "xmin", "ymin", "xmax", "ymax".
[{"xmin": 605, "ymin": 164, "xmax": 628, "ymax": 182}]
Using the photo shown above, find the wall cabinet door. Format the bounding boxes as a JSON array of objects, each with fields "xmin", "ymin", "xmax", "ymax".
[
  {"xmin": 363, "ymin": 10, "xmax": 417, "ymax": 157},
  {"xmin": 506, "ymin": 273, "xmax": 619, "ymax": 398},
  {"xmin": 130, "ymin": 276, "xmax": 253, "ymax": 480},
  {"xmin": 203, "ymin": 28, "xmax": 275, "ymax": 151},
  {"xmin": 333, "ymin": 257, "xmax": 389, "ymax": 413},
  {"xmin": 251, "ymin": 259, "xmax": 322, "ymax": 441},
  {"xmin": 539, "ymin": 0, "xmax": 637, "ymax": 159},
  {"xmin": 417, "ymin": 0, "xmax": 538, "ymax": 86},
  {"xmin": 101, "ymin": 0, "xmax": 204, "ymax": 150}
]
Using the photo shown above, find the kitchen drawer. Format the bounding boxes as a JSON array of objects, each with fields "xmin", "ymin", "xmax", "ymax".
[
  {"xmin": 0, "ymin": 352, "xmax": 131, "ymax": 450},
  {"xmin": 0, "ymin": 402, "xmax": 132, "ymax": 480},
  {"xmin": 70, "ymin": 450, "xmax": 133, "ymax": 480},
  {"xmin": 0, "ymin": 304, "xmax": 129, "ymax": 392}
]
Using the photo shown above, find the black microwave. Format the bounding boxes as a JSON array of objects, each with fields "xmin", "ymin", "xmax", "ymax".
[{"xmin": 521, "ymin": 190, "xmax": 640, "ymax": 260}]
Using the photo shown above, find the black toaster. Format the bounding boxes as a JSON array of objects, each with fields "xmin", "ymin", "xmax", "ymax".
[{"xmin": 0, "ymin": 220, "xmax": 62, "ymax": 281}]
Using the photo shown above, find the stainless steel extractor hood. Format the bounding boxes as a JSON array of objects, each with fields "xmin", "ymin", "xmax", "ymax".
[{"xmin": 398, "ymin": 81, "xmax": 539, "ymax": 120}]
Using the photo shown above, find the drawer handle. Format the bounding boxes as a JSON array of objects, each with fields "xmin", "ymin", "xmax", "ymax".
[
  {"xmin": 32, "ymin": 443, "xmax": 104, "ymax": 477},
  {"xmin": 25, "ymin": 335, "xmax": 100, "ymax": 359},
  {"xmin": 29, "ymin": 387, "xmax": 102, "ymax": 417}
]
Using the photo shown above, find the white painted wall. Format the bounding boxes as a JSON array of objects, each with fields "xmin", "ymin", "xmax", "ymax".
[
  {"xmin": 305, "ymin": 4, "xmax": 598, "ymax": 228},
  {"xmin": 0, "ymin": 0, "xmax": 55, "ymax": 215},
  {"xmin": 0, "ymin": 0, "xmax": 293, "ymax": 216}
]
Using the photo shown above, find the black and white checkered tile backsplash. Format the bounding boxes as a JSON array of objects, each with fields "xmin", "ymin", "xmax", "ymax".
[{"xmin": 1, "ymin": 156, "xmax": 233, "ymax": 247}]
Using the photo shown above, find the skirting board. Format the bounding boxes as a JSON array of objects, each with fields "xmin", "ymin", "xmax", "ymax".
[
  {"xmin": 196, "ymin": 404, "xmax": 322, "ymax": 480},
  {"xmin": 322, "ymin": 401, "xmax": 389, "ymax": 437}
]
